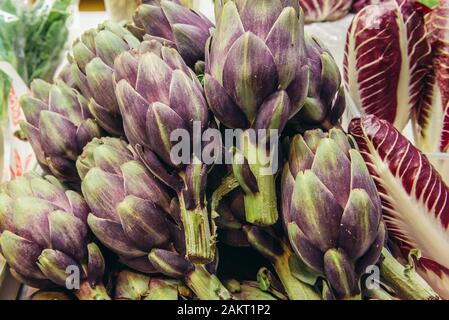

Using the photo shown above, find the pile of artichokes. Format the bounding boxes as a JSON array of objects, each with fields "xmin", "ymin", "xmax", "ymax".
[{"xmin": 0, "ymin": 0, "xmax": 441, "ymax": 300}]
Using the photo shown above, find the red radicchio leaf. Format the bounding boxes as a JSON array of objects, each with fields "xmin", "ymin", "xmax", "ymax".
[
  {"xmin": 349, "ymin": 115, "xmax": 449, "ymax": 298},
  {"xmin": 413, "ymin": 0, "xmax": 449, "ymax": 153},
  {"xmin": 352, "ymin": 0, "xmax": 389, "ymax": 13},
  {"xmin": 299, "ymin": 0, "xmax": 352, "ymax": 23},
  {"xmin": 344, "ymin": 0, "xmax": 432, "ymax": 131}
]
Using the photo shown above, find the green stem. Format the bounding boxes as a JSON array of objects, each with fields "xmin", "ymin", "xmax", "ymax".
[
  {"xmin": 243, "ymin": 173, "xmax": 278, "ymax": 226},
  {"xmin": 179, "ymin": 193, "xmax": 214, "ymax": 264},
  {"xmin": 233, "ymin": 134, "xmax": 278, "ymax": 226},
  {"xmin": 272, "ymin": 248, "xmax": 321, "ymax": 300},
  {"xmin": 379, "ymin": 248, "xmax": 439, "ymax": 300},
  {"xmin": 74, "ymin": 282, "xmax": 111, "ymax": 300},
  {"xmin": 185, "ymin": 265, "xmax": 232, "ymax": 300}
]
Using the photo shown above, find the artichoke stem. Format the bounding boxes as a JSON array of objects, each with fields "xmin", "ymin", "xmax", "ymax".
[
  {"xmin": 273, "ymin": 248, "xmax": 321, "ymax": 300},
  {"xmin": 185, "ymin": 265, "xmax": 232, "ymax": 300},
  {"xmin": 244, "ymin": 174, "xmax": 278, "ymax": 226},
  {"xmin": 379, "ymin": 248, "xmax": 439, "ymax": 300},
  {"xmin": 179, "ymin": 193, "xmax": 214, "ymax": 264},
  {"xmin": 74, "ymin": 282, "xmax": 111, "ymax": 300}
]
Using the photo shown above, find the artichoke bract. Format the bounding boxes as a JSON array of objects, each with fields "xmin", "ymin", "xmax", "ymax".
[
  {"xmin": 299, "ymin": 0, "xmax": 352, "ymax": 22},
  {"xmin": 69, "ymin": 21, "xmax": 140, "ymax": 135},
  {"xmin": 281, "ymin": 128, "xmax": 385, "ymax": 299},
  {"xmin": 205, "ymin": 0, "xmax": 308, "ymax": 227},
  {"xmin": 19, "ymin": 79, "xmax": 103, "ymax": 184},
  {"xmin": 0, "ymin": 173, "xmax": 109, "ymax": 300},
  {"xmin": 133, "ymin": 0, "xmax": 213, "ymax": 69},
  {"xmin": 287, "ymin": 35, "xmax": 345, "ymax": 132},
  {"xmin": 77, "ymin": 137, "xmax": 231, "ymax": 300},
  {"xmin": 114, "ymin": 40, "xmax": 215, "ymax": 263}
]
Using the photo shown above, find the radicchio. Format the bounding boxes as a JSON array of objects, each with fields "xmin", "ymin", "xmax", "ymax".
[
  {"xmin": 299, "ymin": 0, "xmax": 353, "ymax": 22},
  {"xmin": 413, "ymin": 0, "xmax": 449, "ymax": 153},
  {"xmin": 344, "ymin": 0, "xmax": 432, "ymax": 131},
  {"xmin": 349, "ymin": 115, "xmax": 449, "ymax": 299}
]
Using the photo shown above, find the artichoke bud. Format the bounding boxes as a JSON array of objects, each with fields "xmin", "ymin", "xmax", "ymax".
[
  {"xmin": 288, "ymin": 35, "xmax": 345, "ymax": 130},
  {"xmin": 148, "ymin": 249, "xmax": 194, "ymax": 279},
  {"xmin": 283, "ymin": 128, "xmax": 383, "ymax": 299},
  {"xmin": 71, "ymin": 21, "xmax": 140, "ymax": 135},
  {"xmin": 133, "ymin": 0, "xmax": 213, "ymax": 67},
  {"xmin": 19, "ymin": 79, "xmax": 104, "ymax": 183}
]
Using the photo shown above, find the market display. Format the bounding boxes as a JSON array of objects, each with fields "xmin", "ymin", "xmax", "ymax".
[{"xmin": 0, "ymin": 0, "xmax": 448, "ymax": 300}]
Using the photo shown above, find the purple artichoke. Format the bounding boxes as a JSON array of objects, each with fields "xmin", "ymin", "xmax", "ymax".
[
  {"xmin": 281, "ymin": 128, "xmax": 386, "ymax": 299},
  {"xmin": 214, "ymin": 184, "xmax": 320, "ymax": 300},
  {"xmin": 76, "ymin": 137, "xmax": 174, "ymax": 273},
  {"xmin": 133, "ymin": 0, "xmax": 213, "ymax": 69},
  {"xmin": 77, "ymin": 137, "xmax": 230, "ymax": 300},
  {"xmin": 19, "ymin": 80, "xmax": 103, "ymax": 184},
  {"xmin": 114, "ymin": 40, "xmax": 215, "ymax": 263},
  {"xmin": 69, "ymin": 21, "xmax": 140, "ymax": 135},
  {"xmin": 287, "ymin": 35, "xmax": 345, "ymax": 132},
  {"xmin": 205, "ymin": 0, "xmax": 308, "ymax": 227},
  {"xmin": 114, "ymin": 269, "xmax": 192, "ymax": 300},
  {"xmin": 0, "ymin": 173, "xmax": 109, "ymax": 300}
]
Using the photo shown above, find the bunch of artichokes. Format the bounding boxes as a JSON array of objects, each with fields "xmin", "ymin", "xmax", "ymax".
[{"xmin": 0, "ymin": 0, "xmax": 441, "ymax": 301}]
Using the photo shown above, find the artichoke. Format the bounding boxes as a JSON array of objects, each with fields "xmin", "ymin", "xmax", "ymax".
[
  {"xmin": 114, "ymin": 269, "xmax": 192, "ymax": 300},
  {"xmin": 133, "ymin": 0, "xmax": 213, "ymax": 69},
  {"xmin": 77, "ymin": 137, "xmax": 231, "ymax": 300},
  {"xmin": 214, "ymin": 178, "xmax": 320, "ymax": 300},
  {"xmin": 19, "ymin": 80, "xmax": 103, "ymax": 184},
  {"xmin": 287, "ymin": 35, "xmax": 345, "ymax": 132},
  {"xmin": 114, "ymin": 40, "xmax": 215, "ymax": 263},
  {"xmin": 224, "ymin": 279, "xmax": 280, "ymax": 300},
  {"xmin": 281, "ymin": 128, "xmax": 386, "ymax": 299},
  {"xmin": 205, "ymin": 0, "xmax": 308, "ymax": 227},
  {"xmin": 69, "ymin": 21, "xmax": 140, "ymax": 135},
  {"xmin": 0, "ymin": 173, "xmax": 109, "ymax": 300},
  {"xmin": 77, "ymin": 137, "xmax": 174, "ymax": 273}
]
